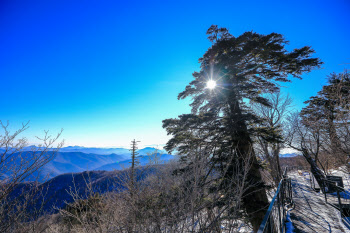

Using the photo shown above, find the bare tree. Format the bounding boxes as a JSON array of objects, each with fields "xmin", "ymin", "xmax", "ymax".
[
  {"xmin": 129, "ymin": 139, "xmax": 140, "ymax": 200},
  {"xmin": 0, "ymin": 120, "xmax": 63, "ymax": 231},
  {"xmin": 320, "ymin": 71, "xmax": 350, "ymax": 170},
  {"xmin": 252, "ymin": 92, "xmax": 292, "ymax": 185},
  {"xmin": 52, "ymin": 148, "xmax": 256, "ymax": 232},
  {"xmin": 296, "ymin": 70, "xmax": 350, "ymax": 174},
  {"xmin": 285, "ymin": 112, "xmax": 326, "ymax": 185}
]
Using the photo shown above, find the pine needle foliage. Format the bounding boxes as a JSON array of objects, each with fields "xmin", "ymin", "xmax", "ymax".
[{"xmin": 163, "ymin": 25, "xmax": 322, "ymax": 231}]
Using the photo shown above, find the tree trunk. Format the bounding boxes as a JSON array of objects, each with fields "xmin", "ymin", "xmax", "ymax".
[
  {"xmin": 273, "ymin": 143, "xmax": 282, "ymax": 180},
  {"xmin": 237, "ymin": 141, "xmax": 269, "ymax": 232},
  {"xmin": 302, "ymin": 148, "xmax": 326, "ymax": 188},
  {"xmin": 327, "ymin": 116, "xmax": 347, "ymax": 166},
  {"xmin": 263, "ymin": 142, "xmax": 282, "ymax": 186},
  {"xmin": 228, "ymin": 98, "xmax": 269, "ymax": 232}
]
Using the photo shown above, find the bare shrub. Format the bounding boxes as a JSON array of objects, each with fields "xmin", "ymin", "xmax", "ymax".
[
  {"xmin": 50, "ymin": 150, "xmax": 256, "ymax": 232},
  {"xmin": 0, "ymin": 121, "xmax": 63, "ymax": 232},
  {"xmin": 252, "ymin": 92, "xmax": 293, "ymax": 186}
]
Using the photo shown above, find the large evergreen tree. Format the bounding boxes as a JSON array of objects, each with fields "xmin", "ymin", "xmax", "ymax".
[
  {"xmin": 163, "ymin": 25, "xmax": 321, "ymax": 231},
  {"xmin": 301, "ymin": 71, "xmax": 350, "ymax": 167}
]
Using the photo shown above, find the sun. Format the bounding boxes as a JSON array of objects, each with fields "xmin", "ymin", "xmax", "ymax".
[{"xmin": 206, "ymin": 79, "xmax": 217, "ymax": 89}]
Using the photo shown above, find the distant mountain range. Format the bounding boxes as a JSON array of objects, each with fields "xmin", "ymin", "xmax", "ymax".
[
  {"xmin": 1, "ymin": 145, "xmax": 297, "ymax": 181},
  {"xmin": 9, "ymin": 167, "xmax": 159, "ymax": 215},
  {"xmin": 0, "ymin": 146, "xmax": 174, "ymax": 181},
  {"xmin": 2, "ymin": 145, "xmax": 174, "ymax": 217},
  {"xmin": 17, "ymin": 145, "xmax": 167, "ymax": 155},
  {"xmin": 40, "ymin": 152, "xmax": 129, "ymax": 179},
  {"xmin": 2, "ymin": 147, "xmax": 298, "ymax": 217},
  {"xmin": 279, "ymin": 153, "xmax": 298, "ymax": 158},
  {"xmin": 94, "ymin": 154, "xmax": 175, "ymax": 171}
]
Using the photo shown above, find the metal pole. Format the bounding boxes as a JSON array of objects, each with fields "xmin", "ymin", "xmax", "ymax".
[
  {"xmin": 277, "ymin": 183, "xmax": 283, "ymax": 233},
  {"xmin": 324, "ymin": 180, "xmax": 327, "ymax": 203},
  {"xmin": 337, "ymin": 185, "xmax": 343, "ymax": 217}
]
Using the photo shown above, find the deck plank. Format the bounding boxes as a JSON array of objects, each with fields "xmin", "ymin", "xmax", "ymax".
[{"xmin": 289, "ymin": 172, "xmax": 348, "ymax": 233}]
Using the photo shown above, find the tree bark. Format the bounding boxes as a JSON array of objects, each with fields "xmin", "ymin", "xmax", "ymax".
[
  {"xmin": 302, "ymin": 148, "xmax": 326, "ymax": 188},
  {"xmin": 273, "ymin": 143, "xmax": 282, "ymax": 180},
  {"xmin": 228, "ymin": 98, "xmax": 269, "ymax": 232}
]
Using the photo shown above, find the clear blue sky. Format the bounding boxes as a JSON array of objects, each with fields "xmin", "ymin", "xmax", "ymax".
[{"xmin": 1, "ymin": 0, "xmax": 349, "ymax": 147}]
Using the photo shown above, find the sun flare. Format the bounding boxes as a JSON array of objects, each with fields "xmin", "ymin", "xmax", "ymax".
[{"xmin": 206, "ymin": 80, "xmax": 217, "ymax": 89}]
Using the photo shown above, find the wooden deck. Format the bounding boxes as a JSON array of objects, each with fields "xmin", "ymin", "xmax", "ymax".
[{"xmin": 289, "ymin": 172, "xmax": 349, "ymax": 233}]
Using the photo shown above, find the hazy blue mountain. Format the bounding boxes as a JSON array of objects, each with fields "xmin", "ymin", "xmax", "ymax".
[
  {"xmin": 279, "ymin": 153, "xmax": 298, "ymax": 158},
  {"xmin": 17, "ymin": 145, "xmax": 166, "ymax": 156},
  {"xmin": 94, "ymin": 154, "xmax": 175, "ymax": 171},
  {"xmin": 53, "ymin": 152, "xmax": 127, "ymax": 168},
  {"xmin": 17, "ymin": 145, "xmax": 130, "ymax": 155},
  {"xmin": 59, "ymin": 146, "xmax": 166, "ymax": 156},
  {"xmin": 36, "ymin": 152, "xmax": 130, "ymax": 180},
  {"xmin": 37, "ymin": 170, "xmax": 121, "ymax": 211},
  {"xmin": 9, "ymin": 166, "xmax": 160, "ymax": 215},
  {"xmin": 59, "ymin": 146, "xmax": 131, "ymax": 155},
  {"xmin": 137, "ymin": 147, "xmax": 166, "ymax": 155},
  {"xmin": 0, "ymin": 151, "xmax": 124, "ymax": 181},
  {"xmin": 1, "ymin": 146, "xmax": 172, "ymax": 181},
  {"xmin": 1, "ymin": 146, "xmax": 171, "ymax": 181}
]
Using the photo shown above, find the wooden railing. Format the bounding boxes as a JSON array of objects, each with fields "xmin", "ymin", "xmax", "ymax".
[{"xmin": 257, "ymin": 168, "xmax": 293, "ymax": 233}]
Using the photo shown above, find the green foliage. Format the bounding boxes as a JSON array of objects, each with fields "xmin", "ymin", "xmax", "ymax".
[
  {"xmin": 164, "ymin": 25, "xmax": 321, "ymax": 156},
  {"xmin": 301, "ymin": 70, "xmax": 350, "ymax": 125},
  {"xmin": 300, "ymin": 70, "xmax": 350, "ymax": 164},
  {"xmin": 163, "ymin": 25, "xmax": 321, "ymax": 171}
]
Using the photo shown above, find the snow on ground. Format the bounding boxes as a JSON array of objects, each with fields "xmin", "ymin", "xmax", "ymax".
[{"xmin": 289, "ymin": 171, "xmax": 349, "ymax": 233}]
